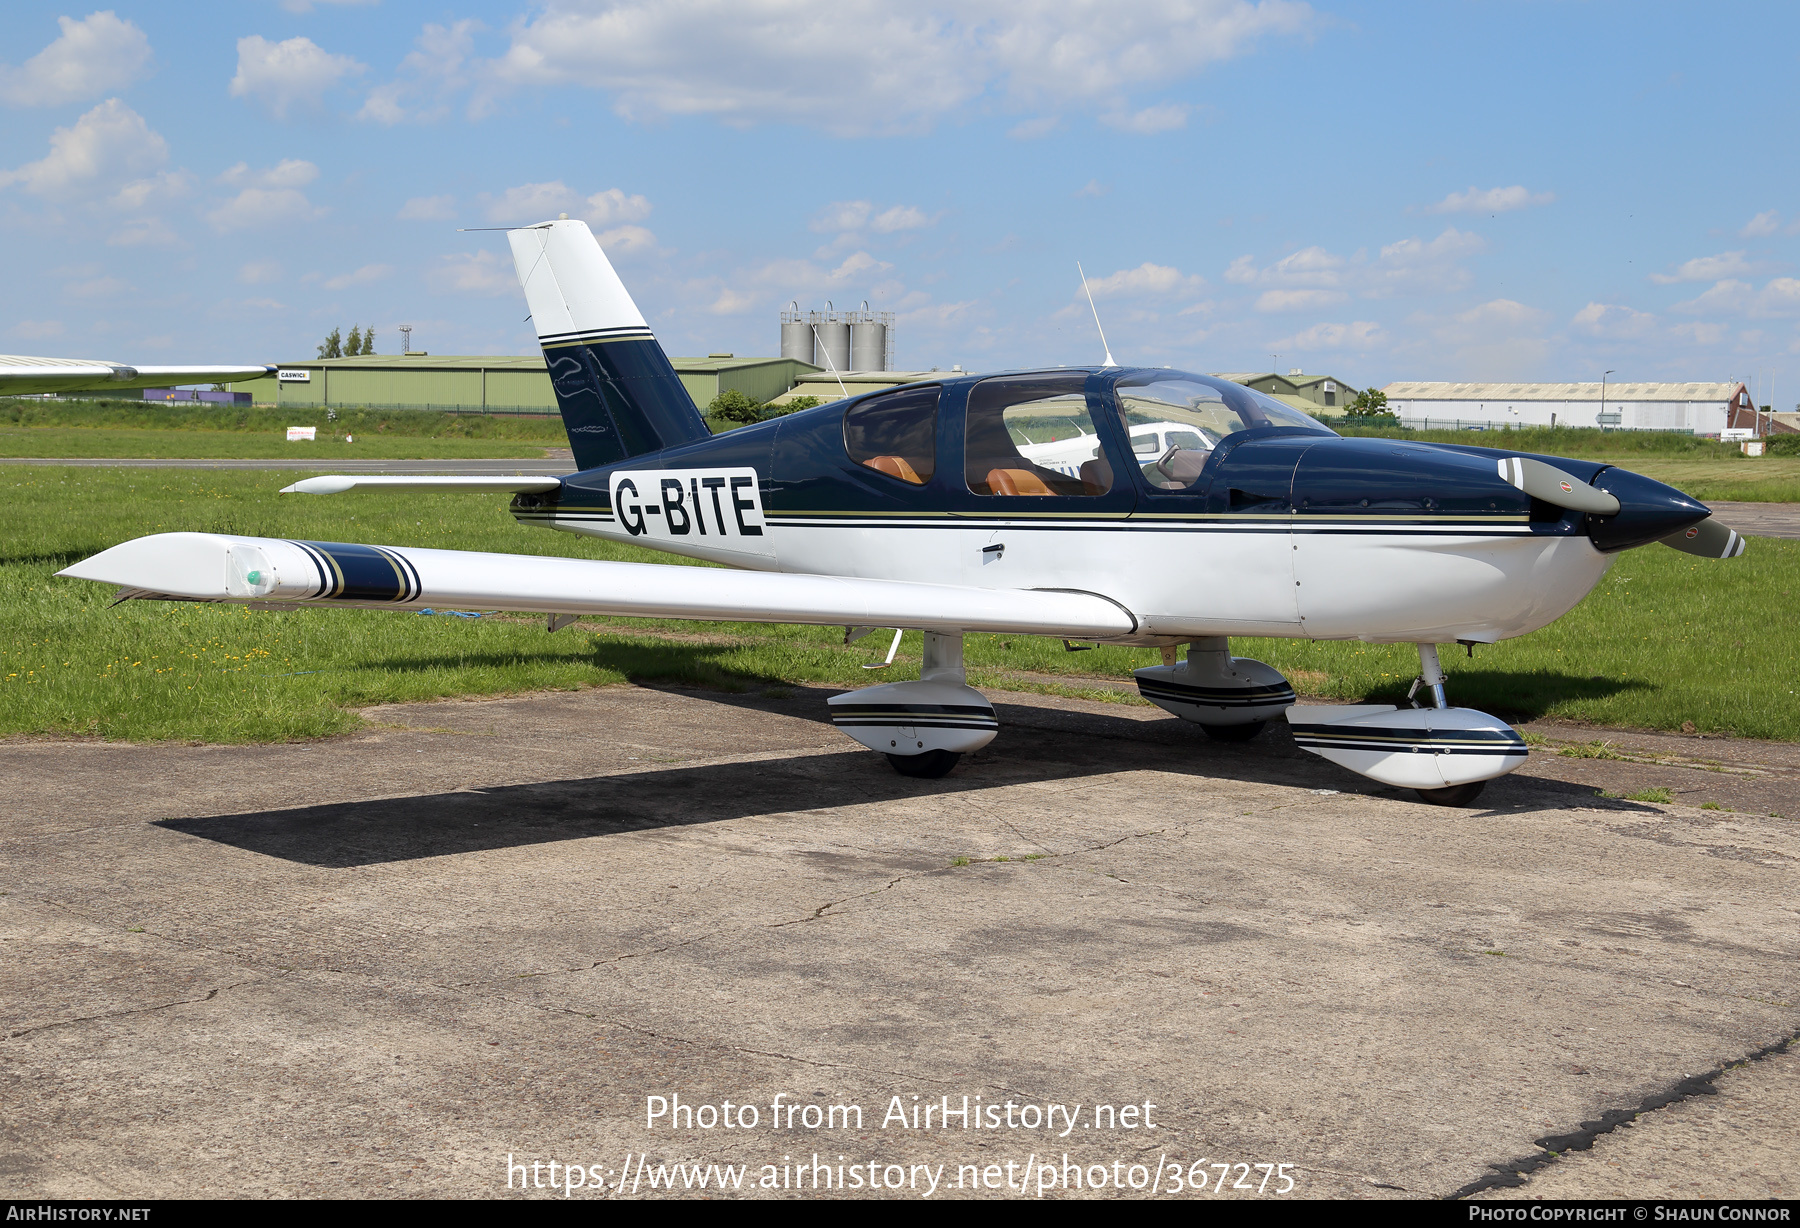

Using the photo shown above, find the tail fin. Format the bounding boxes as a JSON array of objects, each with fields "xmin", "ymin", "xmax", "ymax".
[{"xmin": 508, "ymin": 219, "xmax": 710, "ymax": 470}]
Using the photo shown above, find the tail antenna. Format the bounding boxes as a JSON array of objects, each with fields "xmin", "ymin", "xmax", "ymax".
[{"xmin": 1077, "ymin": 262, "xmax": 1117, "ymax": 368}]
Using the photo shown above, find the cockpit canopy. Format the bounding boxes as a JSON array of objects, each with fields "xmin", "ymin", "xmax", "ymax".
[{"xmin": 839, "ymin": 367, "xmax": 1336, "ymax": 498}]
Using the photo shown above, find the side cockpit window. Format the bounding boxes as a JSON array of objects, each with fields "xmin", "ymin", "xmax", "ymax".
[
  {"xmin": 965, "ymin": 373, "xmax": 1110, "ymax": 496},
  {"xmin": 844, "ymin": 385, "xmax": 939, "ymax": 485}
]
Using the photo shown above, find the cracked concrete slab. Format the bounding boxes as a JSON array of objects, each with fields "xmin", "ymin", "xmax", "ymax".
[{"xmin": 1, "ymin": 683, "xmax": 1796, "ymax": 1199}]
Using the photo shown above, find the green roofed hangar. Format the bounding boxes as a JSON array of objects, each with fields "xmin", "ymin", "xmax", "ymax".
[
  {"xmin": 228, "ymin": 353, "xmax": 823, "ymax": 414},
  {"xmin": 230, "ymin": 354, "xmax": 1366, "ymax": 420}
]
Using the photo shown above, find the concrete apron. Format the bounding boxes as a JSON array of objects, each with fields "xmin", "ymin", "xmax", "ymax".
[{"xmin": 0, "ymin": 684, "xmax": 1794, "ymax": 1200}]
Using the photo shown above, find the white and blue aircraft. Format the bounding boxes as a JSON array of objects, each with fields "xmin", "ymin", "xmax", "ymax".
[{"xmin": 58, "ymin": 220, "xmax": 1746, "ymax": 804}]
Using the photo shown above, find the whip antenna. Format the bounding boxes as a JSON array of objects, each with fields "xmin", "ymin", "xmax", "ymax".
[{"xmin": 1077, "ymin": 262, "xmax": 1116, "ymax": 367}]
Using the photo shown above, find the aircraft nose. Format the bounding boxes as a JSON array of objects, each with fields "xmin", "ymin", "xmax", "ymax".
[{"xmin": 1585, "ymin": 467, "xmax": 1710, "ymax": 552}]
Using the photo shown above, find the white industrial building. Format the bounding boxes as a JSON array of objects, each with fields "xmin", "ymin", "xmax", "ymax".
[{"xmin": 1380, "ymin": 381, "xmax": 1752, "ymax": 435}]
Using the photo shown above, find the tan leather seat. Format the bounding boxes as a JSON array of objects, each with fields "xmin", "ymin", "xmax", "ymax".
[
  {"xmin": 985, "ymin": 467, "xmax": 1054, "ymax": 496},
  {"xmin": 865, "ymin": 454, "xmax": 923, "ymax": 484},
  {"xmin": 1078, "ymin": 456, "xmax": 1113, "ymax": 496}
]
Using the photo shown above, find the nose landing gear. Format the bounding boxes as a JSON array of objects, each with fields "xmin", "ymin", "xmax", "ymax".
[{"xmin": 1287, "ymin": 642, "xmax": 1526, "ymax": 806}]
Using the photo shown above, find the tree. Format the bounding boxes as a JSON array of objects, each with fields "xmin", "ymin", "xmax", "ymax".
[
  {"xmin": 345, "ymin": 325, "xmax": 363, "ymax": 357},
  {"xmin": 1345, "ymin": 387, "xmax": 1393, "ymax": 419},
  {"xmin": 361, "ymin": 327, "xmax": 376, "ymax": 356},
  {"xmin": 317, "ymin": 327, "xmax": 342, "ymax": 360},
  {"xmin": 707, "ymin": 389, "xmax": 765, "ymax": 425}
]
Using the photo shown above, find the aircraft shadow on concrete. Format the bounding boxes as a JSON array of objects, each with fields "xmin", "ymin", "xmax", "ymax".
[{"xmin": 156, "ymin": 688, "xmax": 1613, "ymax": 869}]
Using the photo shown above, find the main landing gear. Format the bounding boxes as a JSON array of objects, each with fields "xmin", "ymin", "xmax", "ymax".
[
  {"xmin": 1132, "ymin": 638, "xmax": 1297, "ymax": 741},
  {"xmin": 827, "ymin": 632, "xmax": 997, "ymax": 779}
]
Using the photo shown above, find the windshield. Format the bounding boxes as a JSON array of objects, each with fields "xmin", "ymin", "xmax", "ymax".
[{"xmin": 1114, "ymin": 371, "xmax": 1334, "ymax": 489}]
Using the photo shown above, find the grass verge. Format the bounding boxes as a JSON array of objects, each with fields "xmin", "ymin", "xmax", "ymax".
[{"xmin": 3, "ymin": 465, "xmax": 1797, "ymax": 742}]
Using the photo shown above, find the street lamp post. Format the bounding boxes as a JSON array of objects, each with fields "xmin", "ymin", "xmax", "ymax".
[{"xmin": 1600, "ymin": 370, "xmax": 1615, "ymax": 430}]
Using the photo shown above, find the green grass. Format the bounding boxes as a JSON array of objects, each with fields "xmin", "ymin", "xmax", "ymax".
[
  {"xmin": 1, "ymin": 397, "xmax": 568, "ymax": 438},
  {"xmin": 0, "ymin": 397, "xmax": 566, "ymax": 459},
  {"xmin": 1329, "ymin": 422, "xmax": 1800, "ymax": 502},
  {"xmin": 0, "ymin": 426, "xmax": 558, "ymax": 460},
  {"xmin": 2, "ymin": 464, "xmax": 1798, "ymax": 743}
]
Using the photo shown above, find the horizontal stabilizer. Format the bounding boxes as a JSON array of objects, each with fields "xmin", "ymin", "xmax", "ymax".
[
  {"xmin": 281, "ymin": 475, "xmax": 565, "ymax": 495},
  {"xmin": 0, "ymin": 356, "xmax": 275, "ymax": 396},
  {"xmin": 57, "ymin": 532, "xmax": 1139, "ymax": 638}
]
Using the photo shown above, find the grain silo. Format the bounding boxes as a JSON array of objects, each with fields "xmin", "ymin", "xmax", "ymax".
[
  {"xmin": 813, "ymin": 305, "xmax": 851, "ymax": 374},
  {"xmin": 850, "ymin": 302, "xmax": 889, "ymax": 371},
  {"xmin": 779, "ymin": 305, "xmax": 815, "ymax": 364}
]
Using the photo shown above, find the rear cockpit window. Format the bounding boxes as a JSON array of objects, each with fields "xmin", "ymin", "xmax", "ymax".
[
  {"xmin": 844, "ymin": 385, "xmax": 939, "ymax": 485},
  {"xmin": 965, "ymin": 373, "xmax": 1111, "ymax": 496}
]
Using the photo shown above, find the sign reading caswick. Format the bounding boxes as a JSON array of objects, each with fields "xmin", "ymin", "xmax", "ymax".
[{"xmin": 277, "ymin": 369, "xmax": 312, "ymax": 382}]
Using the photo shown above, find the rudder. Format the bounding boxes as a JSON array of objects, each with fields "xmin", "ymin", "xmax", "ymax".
[{"xmin": 508, "ymin": 219, "xmax": 710, "ymax": 470}]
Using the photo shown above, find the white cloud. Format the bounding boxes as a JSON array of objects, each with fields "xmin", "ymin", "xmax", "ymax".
[
  {"xmin": 207, "ymin": 160, "xmax": 324, "ymax": 230},
  {"xmin": 431, "ymin": 250, "xmax": 516, "ymax": 295},
  {"xmin": 810, "ymin": 199, "xmax": 934, "ymax": 244},
  {"xmin": 281, "ymin": 0, "xmax": 377, "ymax": 12},
  {"xmin": 1100, "ymin": 102, "xmax": 1189, "ymax": 134},
  {"xmin": 109, "ymin": 169, "xmax": 190, "ymax": 211},
  {"xmin": 220, "ymin": 159, "xmax": 319, "ymax": 189},
  {"xmin": 359, "ymin": 21, "xmax": 479, "ymax": 124},
  {"xmin": 1649, "ymin": 251, "xmax": 1759, "ymax": 285},
  {"xmin": 1671, "ymin": 277, "xmax": 1800, "ymax": 319},
  {"xmin": 587, "ymin": 187, "xmax": 654, "ymax": 225},
  {"xmin": 1416, "ymin": 298, "xmax": 1551, "ymax": 378},
  {"xmin": 1367, "ymin": 227, "xmax": 1484, "ymax": 296},
  {"xmin": 1227, "ymin": 228, "xmax": 1482, "ymax": 307},
  {"xmin": 1256, "ymin": 288, "xmax": 1346, "ymax": 312},
  {"xmin": 1272, "ymin": 320, "xmax": 1383, "ymax": 349},
  {"xmin": 207, "ymin": 192, "xmax": 324, "ymax": 231},
  {"xmin": 0, "ymin": 12, "xmax": 153, "ymax": 107},
  {"xmin": 483, "ymin": 181, "xmax": 652, "ymax": 224},
  {"xmin": 12, "ymin": 320, "xmax": 64, "ymax": 340},
  {"xmin": 810, "ymin": 200, "xmax": 873, "ymax": 233},
  {"xmin": 1075, "ymin": 179, "xmax": 1108, "ymax": 198},
  {"xmin": 1008, "ymin": 116, "xmax": 1060, "ymax": 139},
  {"xmin": 0, "ymin": 99, "xmax": 167, "ymax": 199},
  {"xmin": 1741, "ymin": 210, "xmax": 1782, "ymax": 238},
  {"xmin": 1425, "ymin": 185, "xmax": 1555, "ymax": 214},
  {"xmin": 871, "ymin": 205, "xmax": 931, "ymax": 234},
  {"xmin": 399, "ymin": 194, "xmax": 456, "ymax": 221},
  {"xmin": 64, "ymin": 275, "xmax": 132, "ymax": 300},
  {"xmin": 1085, "ymin": 261, "xmax": 1206, "ymax": 298},
  {"xmin": 707, "ymin": 288, "xmax": 757, "ymax": 314},
  {"xmin": 229, "ymin": 35, "xmax": 364, "ymax": 120},
  {"xmin": 323, "ymin": 264, "xmax": 394, "ymax": 291},
  {"xmin": 480, "ymin": 0, "xmax": 1314, "ymax": 134},
  {"xmin": 1571, "ymin": 302, "xmax": 1657, "ymax": 340},
  {"xmin": 107, "ymin": 217, "xmax": 178, "ymax": 247},
  {"xmin": 239, "ymin": 260, "xmax": 282, "ymax": 285},
  {"xmin": 595, "ymin": 224, "xmax": 656, "ymax": 254}
]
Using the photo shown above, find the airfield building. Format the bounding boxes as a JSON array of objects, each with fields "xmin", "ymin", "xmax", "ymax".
[
  {"xmin": 1381, "ymin": 381, "xmax": 1755, "ymax": 435},
  {"xmin": 228, "ymin": 354, "xmax": 820, "ymax": 413},
  {"xmin": 1211, "ymin": 371, "xmax": 1361, "ymax": 415}
]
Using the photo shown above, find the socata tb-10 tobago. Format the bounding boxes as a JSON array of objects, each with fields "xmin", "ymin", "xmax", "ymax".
[{"xmin": 61, "ymin": 219, "xmax": 1746, "ymax": 804}]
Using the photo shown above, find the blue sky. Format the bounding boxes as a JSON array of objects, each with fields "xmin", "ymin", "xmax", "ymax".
[{"xmin": 3, "ymin": 1, "xmax": 1798, "ymax": 401}]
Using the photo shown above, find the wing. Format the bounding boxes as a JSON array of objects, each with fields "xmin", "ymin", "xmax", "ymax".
[
  {"xmin": 0, "ymin": 355, "xmax": 274, "ymax": 395},
  {"xmin": 281, "ymin": 476, "xmax": 565, "ymax": 494},
  {"xmin": 55, "ymin": 532, "xmax": 1139, "ymax": 637}
]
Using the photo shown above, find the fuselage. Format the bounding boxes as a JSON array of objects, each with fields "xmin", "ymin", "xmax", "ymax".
[{"xmin": 509, "ymin": 367, "xmax": 1683, "ymax": 647}]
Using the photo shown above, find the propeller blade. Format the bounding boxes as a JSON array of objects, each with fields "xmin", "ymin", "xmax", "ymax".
[
  {"xmin": 1661, "ymin": 518, "xmax": 1746, "ymax": 559},
  {"xmin": 1496, "ymin": 457, "xmax": 1622, "ymax": 516}
]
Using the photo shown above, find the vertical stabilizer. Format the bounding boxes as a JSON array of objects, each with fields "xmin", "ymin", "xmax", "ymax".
[{"xmin": 508, "ymin": 219, "xmax": 710, "ymax": 470}]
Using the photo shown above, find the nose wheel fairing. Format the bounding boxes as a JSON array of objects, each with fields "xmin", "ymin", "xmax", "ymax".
[{"xmin": 1285, "ymin": 705, "xmax": 1528, "ymax": 790}]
